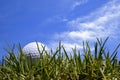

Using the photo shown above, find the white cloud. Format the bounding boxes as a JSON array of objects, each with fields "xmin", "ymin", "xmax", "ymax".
[
  {"xmin": 49, "ymin": 0, "xmax": 120, "ymax": 52},
  {"xmin": 58, "ymin": 0, "xmax": 89, "ymax": 11},
  {"xmin": 62, "ymin": 42, "xmax": 83, "ymax": 52},
  {"xmin": 68, "ymin": 0, "xmax": 120, "ymax": 38},
  {"xmin": 48, "ymin": 41, "xmax": 83, "ymax": 53},
  {"xmin": 71, "ymin": 0, "xmax": 88, "ymax": 10},
  {"xmin": 68, "ymin": 31, "xmax": 96, "ymax": 40}
]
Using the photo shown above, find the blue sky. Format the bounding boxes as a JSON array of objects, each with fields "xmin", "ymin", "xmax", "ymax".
[{"xmin": 0, "ymin": 0, "xmax": 120, "ymax": 60}]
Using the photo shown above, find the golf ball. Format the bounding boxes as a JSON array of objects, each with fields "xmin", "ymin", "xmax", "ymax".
[{"xmin": 22, "ymin": 42, "xmax": 47, "ymax": 58}]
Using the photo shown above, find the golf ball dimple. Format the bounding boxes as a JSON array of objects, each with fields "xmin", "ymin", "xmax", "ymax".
[{"xmin": 22, "ymin": 42, "xmax": 46, "ymax": 58}]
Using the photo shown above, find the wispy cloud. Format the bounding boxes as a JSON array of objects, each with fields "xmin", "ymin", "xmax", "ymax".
[
  {"xmin": 49, "ymin": 0, "xmax": 120, "ymax": 51},
  {"xmin": 44, "ymin": 0, "xmax": 89, "ymax": 23},
  {"xmin": 68, "ymin": 0, "xmax": 120, "ymax": 38},
  {"xmin": 71, "ymin": 0, "xmax": 88, "ymax": 10}
]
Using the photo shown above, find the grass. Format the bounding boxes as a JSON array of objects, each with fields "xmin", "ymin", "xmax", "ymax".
[{"xmin": 0, "ymin": 37, "xmax": 120, "ymax": 80}]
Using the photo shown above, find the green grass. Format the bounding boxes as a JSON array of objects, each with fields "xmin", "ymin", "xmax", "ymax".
[{"xmin": 0, "ymin": 37, "xmax": 120, "ymax": 80}]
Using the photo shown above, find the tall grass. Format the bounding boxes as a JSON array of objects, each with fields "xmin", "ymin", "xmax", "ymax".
[{"xmin": 0, "ymin": 38, "xmax": 120, "ymax": 80}]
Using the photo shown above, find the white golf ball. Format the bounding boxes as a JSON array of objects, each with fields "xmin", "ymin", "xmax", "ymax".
[{"xmin": 22, "ymin": 42, "xmax": 47, "ymax": 58}]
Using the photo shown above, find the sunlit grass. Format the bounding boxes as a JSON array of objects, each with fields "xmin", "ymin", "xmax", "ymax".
[{"xmin": 0, "ymin": 37, "xmax": 120, "ymax": 80}]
